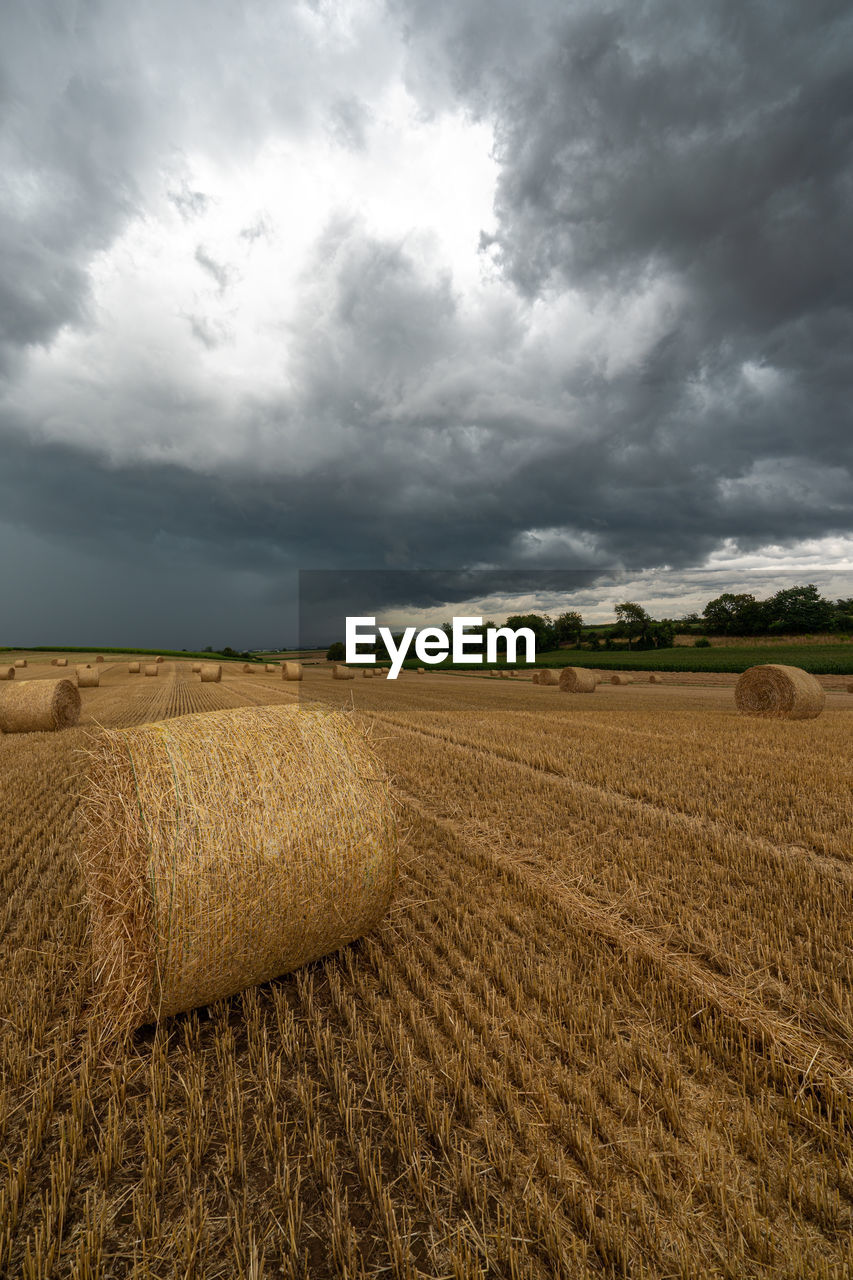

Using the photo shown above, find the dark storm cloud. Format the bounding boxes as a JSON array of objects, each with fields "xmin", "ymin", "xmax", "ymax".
[{"xmin": 1, "ymin": 0, "xmax": 851, "ymax": 642}]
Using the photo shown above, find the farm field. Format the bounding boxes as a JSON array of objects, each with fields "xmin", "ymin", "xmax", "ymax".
[{"xmin": 1, "ymin": 661, "xmax": 852, "ymax": 1278}]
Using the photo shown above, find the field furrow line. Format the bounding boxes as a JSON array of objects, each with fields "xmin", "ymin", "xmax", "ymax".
[
  {"xmin": 398, "ymin": 786, "xmax": 853, "ymax": 1125},
  {"xmin": 370, "ymin": 713, "xmax": 853, "ymax": 881}
]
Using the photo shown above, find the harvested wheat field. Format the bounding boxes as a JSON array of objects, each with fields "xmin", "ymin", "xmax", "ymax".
[{"xmin": 1, "ymin": 660, "xmax": 852, "ymax": 1278}]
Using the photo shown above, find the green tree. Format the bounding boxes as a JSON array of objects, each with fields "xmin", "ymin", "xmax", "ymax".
[
  {"xmin": 326, "ymin": 641, "xmax": 345, "ymax": 661},
  {"xmin": 702, "ymin": 593, "xmax": 765, "ymax": 635},
  {"xmin": 553, "ymin": 610, "xmax": 583, "ymax": 647},
  {"xmin": 614, "ymin": 602, "xmax": 651, "ymax": 649},
  {"xmin": 765, "ymin": 584, "xmax": 834, "ymax": 633}
]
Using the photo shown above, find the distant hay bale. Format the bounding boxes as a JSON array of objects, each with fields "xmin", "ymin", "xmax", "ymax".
[
  {"xmin": 95, "ymin": 655, "xmax": 105, "ymax": 664},
  {"xmin": 129, "ymin": 663, "xmax": 141, "ymax": 674},
  {"xmin": 200, "ymin": 664, "xmax": 222, "ymax": 682},
  {"xmin": 649, "ymin": 674, "xmax": 663, "ymax": 684},
  {"xmin": 77, "ymin": 667, "xmax": 100, "ymax": 688},
  {"xmin": 283, "ymin": 662, "xmax": 303, "ymax": 681},
  {"xmin": 847, "ymin": 681, "xmax": 853, "ymax": 693},
  {"xmin": 50, "ymin": 657, "xmax": 59, "ymax": 666},
  {"xmin": 155, "ymin": 657, "xmax": 164, "ymax": 664},
  {"xmin": 559, "ymin": 667, "xmax": 597, "ymax": 693},
  {"xmin": 532, "ymin": 672, "xmax": 540, "ymax": 684},
  {"xmin": 735, "ymin": 664, "xmax": 825, "ymax": 720},
  {"xmin": 610, "ymin": 674, "xmax": 633, "ymax": 685},
  {"xmin": 144, "ymin": 664, "xmax": 158, "ymax": 677},
  {"xmin": 78, "ymin": 704, "xmax": 398, "ymax": 1029},
  {"xmin": 191, "ymin": 664, "xmax": 201, "ymax": 673},
  {"xmin": 333, "ymin": 665, "xmax": 354, "ymax": 680},
  {"xmin": 538, "ymin": 669, "xmax": 558, "ymax": 686},
  {"xmin": 416, "ymin": 667, "xmax": 425, "ymax": 674},
  {"xmin": 56, "ymin": 658, "xmax": 68, "ymax": 667},
  {"xmin": 242, "ymin": 663, "xmax": 254, "ymax": 674},
  {"xmin": 362, "ymin": 669, "xmax": 374, "ymax": 678},
  {"xmin": 266, "ymin": 664, "xmax": 277, "ymax": 672},
  {"xmin": 0, "ymin": 667, "xmax": 14, "ymax": 680},
  {"xmin": 0, "ymin": 678, "xmax": 80, "ymax": 733},
  {"xmin": 14, "ymin": 659, "xmax": 27, "ymax": 668}
]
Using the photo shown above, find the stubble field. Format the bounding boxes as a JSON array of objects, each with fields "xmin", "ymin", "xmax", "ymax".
[{"xmin": 1, "ymin": 661, "xmax": 852, "ymax": 1278}]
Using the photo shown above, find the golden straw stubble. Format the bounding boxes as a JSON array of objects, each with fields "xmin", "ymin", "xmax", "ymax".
[
  {"xmin": 78, "ymin": 705, "xmax": 399, "ymax": 1030},
  {"xmin": 0, "ymin": 677, "xmax": 80, "ymax": 732},
  {"xmin": 735, "ymin": 663, "xmax": 825, "ymax": 720}
]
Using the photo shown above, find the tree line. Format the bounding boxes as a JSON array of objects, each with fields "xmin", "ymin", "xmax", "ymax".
[{"xmin": 325, "ymin": 584, "xmax": 851, "ymax": 660}]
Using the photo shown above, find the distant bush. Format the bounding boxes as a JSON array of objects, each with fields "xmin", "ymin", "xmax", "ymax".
[{"xmin": 694, "ymin": 637, "xmax": 711, "ymax": 648}]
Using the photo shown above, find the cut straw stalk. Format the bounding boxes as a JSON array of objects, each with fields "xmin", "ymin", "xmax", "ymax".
[
  {"xmin": 0, "ymin": 678, "xmax": 80, "ymax": 732},
  {"xmin": 78, "ymin": 704, "xmax": 399, "ymax": 1030}
]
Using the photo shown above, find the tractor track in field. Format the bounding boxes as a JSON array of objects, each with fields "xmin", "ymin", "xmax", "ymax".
[
  {"xmin": 397, "ymin": 785, "xmax": 853, "ymax": 1107},
  {"xmin": 368, "ymin": 712, "xmax": 853, "ymax": 884}
]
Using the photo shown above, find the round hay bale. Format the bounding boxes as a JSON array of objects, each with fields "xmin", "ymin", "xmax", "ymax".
[
  {"xmin": 50, "ymin": 657, "xmax": 59, "ymax": 666},
  {"xmin": 283, "ymin": 662, "xmax": 303, "ymax": 681},
  {"xmin": 265, "ymin": 664, "xmax": 277, "ymax": 673},
  {"xmin": 559, "ymin": 667, "xmax": 596, "ymax": 693},
  {"xmin": 95, "ymin": 655, "xmax": 105, "ymax": 664},
  {"xmin": 333, "ymin": 665, "xmax": 355, "ymax": 680},
  {"xmin": 416, "ymin": 667, "xmax": 425, "ymax": 674},
  {"xmin": 0, "ymin": 678, "xmax": 80, "ymax": 733},
  {"xmin": 78, "ymin": 705, "xmax": 399, "ymax": 1029},
  {"xmin": 129, "ymin": 662, "xmax": 141, "ymax": 674},
  {"xmin": 537, "ymin": 669, "xmax": 558, "ymax": 686},
  {"xmin": 735, "ymin": 664, "xmax": 825, "ymax": 720},
  {"xmin": 649, "ymin": 674, "xmax": 663, "ymax": 684},
  {"xmin": 362, "ymin": 669, "xmax": 374, "ymax": 678},
  {"xmin": 200, "ymin": 663, "xmax": 222, "ymax": 682},
  {"xmin": 14, "ymin": 659, "xmax": 27, "ymax": 668},
  {"xmin": 846, "ymin": 681, "xmax": 853, "ymax": 693},
  {"xmin": 610, "ymin": 674, "xmax": 633, "ymax": 685},
  {"xmin": 144, "ymin": 664, "xmax": 158, "ymax": 677},
  {"xmin": 55, "ymin": 658, "xmax": 68, "ymax": 667},
  {"xmin": 155, "ymin": 656, "xmax": 164, "ymax": 664},
  {"xmin": 191, "ymin": 664, "xmax": 202, "ymax": 674},
  {"xmin": 0, "ymin": 667, "xmax": 15, "ymax": 680},
  {"xmin": 77, "ymin": 666, "xmax": 100, "ymax": 688},
  {"xmin": 242, "ymin": 663, "xmax": 253, "ymax": 673},
  {"xmin": 531, "ymin": 672, "xmax": 541, "ymax": 685}
]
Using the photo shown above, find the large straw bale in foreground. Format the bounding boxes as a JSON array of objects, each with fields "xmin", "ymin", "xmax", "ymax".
[
  {"xmin": 0, "ymin": 678, "xmax": 80, "ymax": 733},
  {"xmin": 144, "ymin": 664, "xmax": 158, "ymax": 677},
  {"xmin": 333, "ymin": 665, "xmax": 354, "ymax": 680},
  {"xmin": 78, "ymin": 705, "xmax": 398, "ymax": 1028},
  {"xmin": 283, "ymin": 662, "xmax": 303, "ymax": 681},
  {"xmin": 77, "ymin": 667, "xmax": 100, "ymax": 688},
  {"xmin": 735, "ymin": 664, "xmax": 824, "ymax": 720},
  {"xmin": 200, "ymin": 663, "xmax": 222, "ymax": 682},
  {"xmin": 559, "ymin": 667, "xmax": 596, "ymax": 693}
]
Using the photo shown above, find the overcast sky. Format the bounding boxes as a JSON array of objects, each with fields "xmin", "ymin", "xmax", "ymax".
[{"xmin": 1, "ymin": 0, "xmax": 851, "ymax": 647}]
